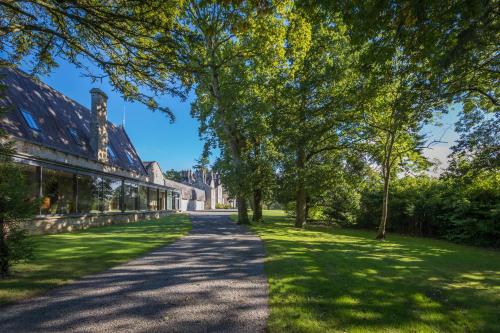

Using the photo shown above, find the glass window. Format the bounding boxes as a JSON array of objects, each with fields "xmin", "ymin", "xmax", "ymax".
[
  {"xmin": 21, "ymin": 109, "xmax": 40, "ymax": 131},
  {"xmin": 126, "ymin": 151, "xmax": 135, "ymax": 165},
  {"xmin": 148, "ymin": 188, "xmax": 158, "ymax": 210},
  {"xmin": 77, "ymin": 175, "xmax": 101, "ymax": 213},
  {"xmin": 138, "ymin": 185, "xmax": 148, "ymax": 210},
  {"xmin": 41, "ymin": 168, "xmax": 74, "ymax": 215},
  {"xmin": 107, "ymin": 146, "xmax": 117, "ymax": 160},
  {"xmin": 102, "ymin": 178, "xmax": 122, "ymax": 212},
  {"xmin": 167, "ymin": 190, "xmax": 172, "ymax": 210},
  {"xmin": 159, "ymin": 190, "xmax": 166, "ymax": 210},
  {"xmin": 173, "ymin": 192, "xmax": 180, "ymax": 210},
  {"xmin": 124, "ymin": 182, "xmax": 139, "ymax": 211},
  {"xmin": 17, "ymin": 164, "xmax": 39, "ymax": 203}
]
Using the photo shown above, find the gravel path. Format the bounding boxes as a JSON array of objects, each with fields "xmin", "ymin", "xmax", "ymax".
[{"xmin": 0, "ymin": 213, "xmax": 268, "ymax": 333}]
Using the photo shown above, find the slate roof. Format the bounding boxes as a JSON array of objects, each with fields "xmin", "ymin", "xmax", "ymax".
[{"xmin": 0, "ymin": 67, "xmax": 147, "ymax": 175}]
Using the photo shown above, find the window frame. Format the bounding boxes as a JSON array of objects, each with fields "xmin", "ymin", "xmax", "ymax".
[
  {"xmin": 125, "ymin": 151, "xmax": 135, "ymax": 165},
  {"xmin": 107, "ymin": 145, "xmax": 117, "ymax": 161},
  {"xmin": 20, "ymin": 109, "xmax": 41, "ymax": 131}
]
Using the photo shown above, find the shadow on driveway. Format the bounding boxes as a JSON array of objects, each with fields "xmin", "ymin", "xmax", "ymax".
[{"xmin": 0, "ymin": 213, "xmax": 268, "ymax": 333}]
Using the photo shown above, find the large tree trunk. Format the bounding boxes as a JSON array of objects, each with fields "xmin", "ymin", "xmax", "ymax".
[
  {"xmin": 376, "ymin": 172, "xmax": 390, "ymax": 240},
  {"xmin": 253, "ymin": 188, "xmax": 263, "ymax": 222},
  {"xmin": 295, "ymin": 145, "xmax": 306, "ymax": 228},
  {"xmin": 237, "ymin": 196, "xmax": 250, "ymax": 224},
  {"xmin": 209, "ymin": 64, "xmax": 249, "ymax": 224},
  {"xmin": 0, "ymin": 218, "xmax": 9, "ymax": 278}
]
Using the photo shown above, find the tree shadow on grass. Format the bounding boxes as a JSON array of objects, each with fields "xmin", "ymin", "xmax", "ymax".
[
  {"xmin": 0, "ymin": 214, "xmax": 269, "ymax": 333},
  {"xmin": 254, "ymin": 216, "xmax": 500, "ymax": 333},
  {"xmin": 0, "ymin": 214, "xmax": 191, "ymax": 305}
]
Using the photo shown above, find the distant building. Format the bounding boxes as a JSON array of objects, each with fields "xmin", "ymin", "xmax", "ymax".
[
  {"xmin": 0, "ymin": 67, "xmax": 205, "ymax": 233},
  {"xmin": 181, "ymin": 169, "xmax": 235, "ymax": 209},
  {"xmin": 144, "ymin": 161, "xmax": 205, "ymax": 211}
]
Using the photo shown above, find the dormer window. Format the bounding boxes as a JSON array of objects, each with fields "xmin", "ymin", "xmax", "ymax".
[
  {"xmin": 108, "ymin": 146, "xmax": 117, "ymax": 160},
  {"xmin": 21, "ymin": 109, "xmax": 40, "ymax": 131},
  {"xmin": 126, "ymin": 151, "xmax": 135, "ymax": 165}
]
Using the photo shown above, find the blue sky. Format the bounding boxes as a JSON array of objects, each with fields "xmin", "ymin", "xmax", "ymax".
[
  {"xmin": 26, "ymin": 60, "xmax": 205, "ymax": 171},
  {"xmin": 22, "ymin": 58, "xmax": 459, "ymax": 174}
]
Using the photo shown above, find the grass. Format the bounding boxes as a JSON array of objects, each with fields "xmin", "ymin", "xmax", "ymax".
[
  {"xmin": 237, "ymin": 210, "xmax": 500, "ymax": 333},
  {"xmin": 0, "ymin": 214, "xmax": 191, "ymax": 306}
]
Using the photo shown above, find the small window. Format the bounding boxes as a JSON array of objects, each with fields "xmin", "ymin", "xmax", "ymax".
[
  {"xmin": 21, "ymin": 109, "xmax": 40, "ymax": 131},
  {"xmin": 126, "ymin": 151, "xmax": 135, "ymax": 164},
  {"xmin": 68, "ymin": 128, "xmax": 83, "ymax": 145},
  {"xmin": 108, "ymin": 146, "xmax": 117, "ymax": 160}
]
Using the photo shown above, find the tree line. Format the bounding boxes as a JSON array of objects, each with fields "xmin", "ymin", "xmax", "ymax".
[{"xmin": 0, "ymin": 0, "xmax": 498, "ymax": 277}]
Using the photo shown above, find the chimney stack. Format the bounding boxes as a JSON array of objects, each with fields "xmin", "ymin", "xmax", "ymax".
[{"xmin": 90, "ymin": 88, "xmax": 109, "ymax": 163}]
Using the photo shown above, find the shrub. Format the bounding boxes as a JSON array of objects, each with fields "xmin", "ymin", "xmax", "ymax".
[
  {"xmin": 357, "ymin": 172, "xmax": 500, "ymax": 248},
  {"xmin": 0, "ymin": 163, "xmax": 38, "ymax": 277}
]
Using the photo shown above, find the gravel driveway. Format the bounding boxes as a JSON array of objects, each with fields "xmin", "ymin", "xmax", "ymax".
[{"xmin": 0, "ymin": 212, "xmax": 268, "ymax": 333}]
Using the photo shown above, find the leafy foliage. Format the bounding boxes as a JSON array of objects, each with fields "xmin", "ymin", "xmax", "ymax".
[
  {"xmin": 358, "ymin": 172, "xmax": 500, "ymax": 248},
  {"xmin": 0, "ymin": 0, "xmax": 186, "ymax": 119},
  {"xmin": 0, "ymin": 163, "xmax": 38, "ymax": 277}
]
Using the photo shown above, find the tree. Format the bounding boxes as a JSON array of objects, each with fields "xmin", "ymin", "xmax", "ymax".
[
  {"xmin": 0, "ymin": 0, "xmax": 185, "ymax": 119},
  {"xmin": 0, "ymin": 80, "xmax": 37, "ymax": 277},
  {"xmin": 272, "ymin": 7, "xmax": 364, "ymax": 227},
  {"xmin": 164, "ymin": 169, "xmax": 183, "ymax": 182},
  {"xmin": 363, "ymin": 53, "xmax": 445, "ymax": 240},
  {"xmin": 176, "ymin": 0, "xmax": 287, "ymax": 223},
  {"xmin": 448, "ymin": 108, "xmax": 499, "ymax": 176},
  {"xmin": 331, "ymin": 0, "xmax": 499, "ymax": 109}
]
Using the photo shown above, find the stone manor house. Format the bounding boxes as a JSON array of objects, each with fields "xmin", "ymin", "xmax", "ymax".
[{"xmin": 0, "ymin": 67, "xmax": 231, "ymax": 233}]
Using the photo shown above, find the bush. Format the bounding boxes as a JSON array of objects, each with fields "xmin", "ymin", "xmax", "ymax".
[
  {"xmin": 357, "ymin": 172, "xmax": 500, "ymax": 248},
  {"xmin": 0, "ymin": 163, "xmax": 38, "ymax": 277},
  {"xmin": 215, "ymin": 203, "xmax": 232, "ymax": 209}
]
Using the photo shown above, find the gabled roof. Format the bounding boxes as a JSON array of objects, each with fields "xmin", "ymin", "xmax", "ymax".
[{"xmin": 0, "ymin": 67, "xmax": 147, "ymax": 175}]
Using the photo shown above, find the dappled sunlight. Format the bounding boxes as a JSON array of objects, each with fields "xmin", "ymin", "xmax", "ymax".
[
  {"xmin": 251, "ymin": 211, "xmax": 500, "ymax": 333},
  {"xmin": 0, "ymin": 215, "xmax": 191, "ymax": 305}
]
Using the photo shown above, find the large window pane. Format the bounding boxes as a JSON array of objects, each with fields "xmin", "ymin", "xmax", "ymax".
[
  {"xmin": 138, "ymin": 185, "xmax": 148, "ymax": 210},
  {"xmin": 159, "ymin": 190, "xmax": 166, "ymax": 210},
  {"xmin": 124, "ymin": 182, "xmax": 139, "ymax": 211},
  {"xmin": 41, "ymin": 168, "xmax": 74, "ymax": 214},
  {"xmin": 148, "ymin": 188, "xmax": 158, "ymax": 210},
  {"xmin": 18, "ymin": 164, "xmax": 39, "ymax": 203},
  {"xmin": 77, "ymin": 175, "xmax": 100, "ymax": 213},
  {"xmin": 167, "ymin": 190, "xmax": 172, "ymax": 210},
  {"xmin": 102, "ymin": 178, "xmax": 122, "ymax": 212}
]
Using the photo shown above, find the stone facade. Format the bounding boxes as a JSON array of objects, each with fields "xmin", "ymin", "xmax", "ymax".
[
  {"xmin": 22, "ymin": 210, "xmax": 173, "ymax": 235},
  {"xmin": 181, "ymin": 169, "xmax": 235, "ymax": 209}
]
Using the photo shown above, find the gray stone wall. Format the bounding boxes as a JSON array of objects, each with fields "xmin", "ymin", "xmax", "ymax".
[{"xmin": 21, "ymin": 211, "xmax": 174, "ymax": 235}]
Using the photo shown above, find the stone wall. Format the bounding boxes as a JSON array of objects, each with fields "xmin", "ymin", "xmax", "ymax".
[{"xmin": 22, "ymin": 210, "xmax": 175, "ymax": 235}]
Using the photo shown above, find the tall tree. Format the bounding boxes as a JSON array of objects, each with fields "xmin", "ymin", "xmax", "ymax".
[
  {"xmin": 176, "ymin": 0, "xmax": 287, "ymax": 223},
  {"xmin": 364, "ymin": 54, "xmax": 445, "ymax": 240},
  {"xmin": 273, "ymin": 7, "xmax": 364, "ymax": 227}
]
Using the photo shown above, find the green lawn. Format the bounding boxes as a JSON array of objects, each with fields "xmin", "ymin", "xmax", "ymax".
[
  {"xmin": 243, "ymin": 210, "xmax": 500, "ymax": 333},
  {"xmin": 0, "ymin": 214, "xmax": 191, "ymax": 305}
]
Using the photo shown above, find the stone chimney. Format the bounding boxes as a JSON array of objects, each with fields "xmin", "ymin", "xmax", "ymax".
[{"xmin": 89, "ymin": 88, "xmax": 108, "ymax": 163}]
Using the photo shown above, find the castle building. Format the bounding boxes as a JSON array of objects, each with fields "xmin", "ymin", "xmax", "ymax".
[{"xmin": 181, "ymin": 169, "xmax": 235, "ymax": 210}]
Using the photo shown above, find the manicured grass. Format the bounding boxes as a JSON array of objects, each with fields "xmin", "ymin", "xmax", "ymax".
[
  {"xmin": 0, "ymin": 214, "xmax": 191, "ymax": 305},
  {"xmin": 241, "ymin": 210, "xmax": 500, "ymax": 333}
]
